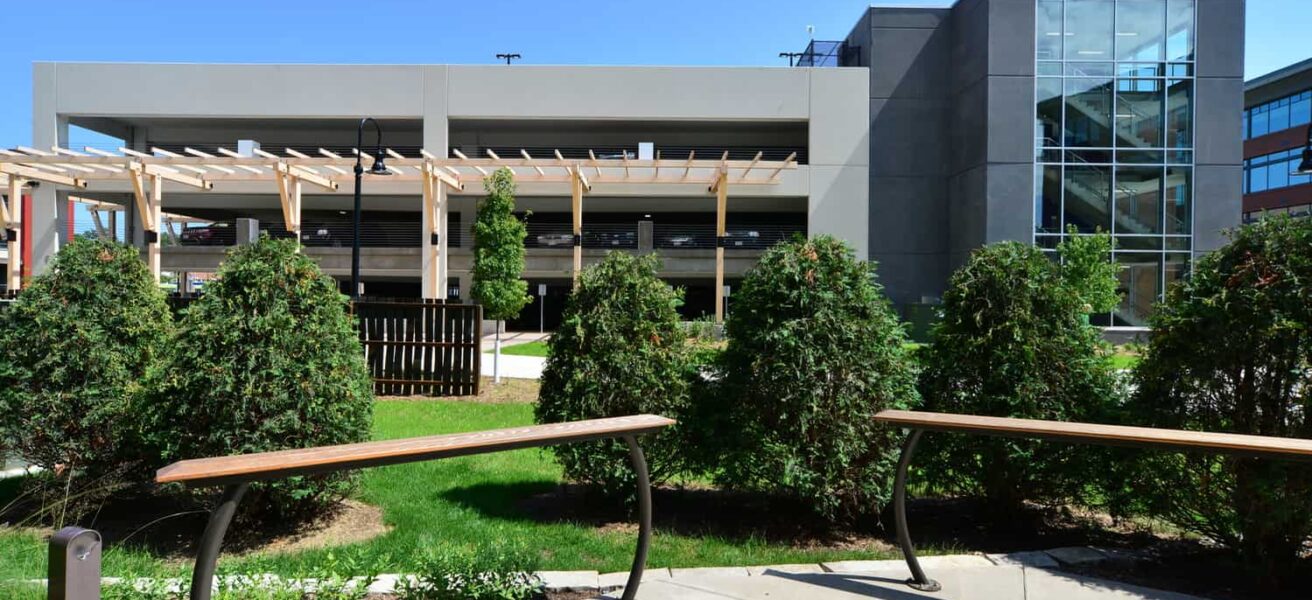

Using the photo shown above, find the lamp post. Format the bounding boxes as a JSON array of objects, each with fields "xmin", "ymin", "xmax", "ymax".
[
  {"xmin": 1296, "ymin": 122, "xmax": 1312, "ymax": 175},
  {"xmin": 352, "ymin": 118, "xmax": 390, "ymax": 299}
]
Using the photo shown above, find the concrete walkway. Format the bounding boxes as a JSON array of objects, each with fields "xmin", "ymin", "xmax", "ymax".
[
  {"xmin": 480, "ymin": 352, "xmax": 546, "ymax": 379},
  {"xmin": 604, "ymin": 566, "xmax": 1201, "ymax": 600},
  {"xmin": 479, "ymin": 331, "xmax": 549, "ymax": 379}
]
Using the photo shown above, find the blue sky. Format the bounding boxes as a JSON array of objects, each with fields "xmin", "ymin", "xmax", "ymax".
[{"xmin": 0, "ymin": 0, "xmax": 1306, "ymax": 146}]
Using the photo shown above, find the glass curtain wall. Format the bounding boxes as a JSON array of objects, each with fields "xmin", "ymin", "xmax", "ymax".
[{"xmin": 1034, "ymin": 0, "xmax": 1195, "ymax": 327}]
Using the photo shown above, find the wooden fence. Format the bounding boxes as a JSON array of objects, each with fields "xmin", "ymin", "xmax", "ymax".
[
  {"xmin": 352, "ymin": 299, "xmax": 482, "ymax": 397},
  {"xmin": 163, "ymin": 294, "xmax": 482, "ymax": 397}
]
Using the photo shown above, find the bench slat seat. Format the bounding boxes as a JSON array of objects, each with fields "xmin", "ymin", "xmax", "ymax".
[
  {"xmin": 875, "ymin": 409, "xmax": 1312, "ymax": 461},
  {"xmin": 156, "ymin": 414, "xmax": 675, "ymax": 487}
]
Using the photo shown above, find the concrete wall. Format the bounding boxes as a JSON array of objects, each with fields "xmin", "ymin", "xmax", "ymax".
[
  {"xmin": 852, "ymin": 0, "xmax": 1035, "ymax": 308},
  {"xmin": 1193, "ymin": 0, "xmax": 1247, "ymax": 254},
  {"xmin": 30, "ymin": 63, "xmax": 869, "ymax": 289},
  {"xmin": 850, "ymin": 7, "xmax": 953, "ymax": 307},
  {"xmin": 945, "ymin": 0, "xmax": 1036, "ymax": 270}
]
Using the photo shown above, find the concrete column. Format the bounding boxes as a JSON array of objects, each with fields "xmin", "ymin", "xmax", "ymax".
[
  {"xmin": 235, "ymin": 218, "xmax": 260, "ymax": 245},
  {"xmin": 638, "ymin": 220, "xmax": 654, "ymax": 253},
  {"xmin": 30, "ymin": 63, "xmax": 67, "ymax": 275}
]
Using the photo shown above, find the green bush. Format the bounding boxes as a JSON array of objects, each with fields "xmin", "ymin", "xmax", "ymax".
[
  {"xmin": 703, "ymin": 235, "xmax": 918, "ymax": 522},
  {"xmin": 0, "ymin": 238, "xmax": 170, "ymax": 500},
  {"xmin": 535, "ymin": 252, "xmax": 692, "ymax": 496},
  {"xmin": 917, "ymin": 241, "xmax": 1121, "ymax": 513},
  {"xmin": 141, "ymin": 237, "xmax": 373, "ymax": 522},
  {"xmin": 1057, "ymin": 226, "xmax": 1121, "ymax": 314},
  {"xmin": 397, "ymin": 541, "xmax": 542, "ymax": 600},
  {"xmin": 1121, "ymin": 216, "xmax": 1312, "ymax": 575}
]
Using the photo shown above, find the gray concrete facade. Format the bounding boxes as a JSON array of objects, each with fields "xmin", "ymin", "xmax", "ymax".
[
  {"xmin": 847, "ymin": 0, "xmax": 1245, "ymax": 309},
  {"xmin": 27, "ymin": 63, "xmax": 869, "ymax": 299}
]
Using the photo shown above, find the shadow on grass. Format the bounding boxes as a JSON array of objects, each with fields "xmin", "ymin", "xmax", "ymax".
[{"xmin": 0, "ymin": 478, "xmax": 357, "ymax": 559}]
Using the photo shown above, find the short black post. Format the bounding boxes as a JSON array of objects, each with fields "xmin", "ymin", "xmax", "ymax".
[
  {"xmin": 189, "ymin": 482, "xmax": 249, "ymax": 600},
  {"xmin": 48, "ymin": 527, "xmax": 101, "ymax": 600},
  {"xmin": 894, "ymin": 429, "xmax": 941, "ymax": 592},
  {"xmin": 622, "ymin": 436, "xmax": 653, "ymax": 600}
]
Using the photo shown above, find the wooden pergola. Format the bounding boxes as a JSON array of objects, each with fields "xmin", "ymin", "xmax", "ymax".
[{"xmin": 0, "ymin": 145, "xmax": 796, "ymax": 322}]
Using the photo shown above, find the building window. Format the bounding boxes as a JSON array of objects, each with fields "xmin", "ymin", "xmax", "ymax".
[
  {"xmin": 1034, "ymin": 0, "xmax": 1194, "ymax": 326},
  {"xmin": 1243, "ymin": 148, "xmax": 1312, "ymax": 194},
  {"xmin": 1244, "ymin": 90, "xmax": 1312, "ymax": 140}
]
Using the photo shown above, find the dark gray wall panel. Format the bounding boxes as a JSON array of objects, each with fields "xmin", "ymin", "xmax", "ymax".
[
  {"xmin": 1193, "ymin": 165, "xmax": 1243, "ymax": 253},
  {"xmin": 987, "ymin": 76, "xmax": 1038, "ymax": 164},
  {"xmin": 1195, "ymin": 0, "xmax": 1246, "ymax": 79},
  {"xmin": 871, "ymin": 99, "xmax": 947, "ymax": 177},
  {"xmin": 987, "ymin": 0, "xmax": 1036, "ymax": 77},
  {"xmin": 1195, "ymin": 78, "xmax": 1245, "ymax": 166},
  {"xmin": 869, "ymin": 26, "xmax": 951, "ymax": 99}
]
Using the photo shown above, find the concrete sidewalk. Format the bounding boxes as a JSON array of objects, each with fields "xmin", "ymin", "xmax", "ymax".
[
  {"xmin": 604, "ymin": 566, "xmax": 1201, "ymax": 600},
  {"xmin": 480, "ymin": 353, "xmax": 545, "ymax": 379}
]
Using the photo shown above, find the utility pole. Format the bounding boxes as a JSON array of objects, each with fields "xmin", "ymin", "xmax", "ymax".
[{"xmin": 496, "ymin": 53, "xmax": 522, "ymax": 65}]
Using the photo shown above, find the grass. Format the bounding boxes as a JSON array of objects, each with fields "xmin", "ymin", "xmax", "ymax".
[
  {"xmin": 495, "ymin": 340, "xmax": 550, "ymax": 357},
  {"xmin": 0, "ymin": 396, "xmax": 903, "ymax": 582}
]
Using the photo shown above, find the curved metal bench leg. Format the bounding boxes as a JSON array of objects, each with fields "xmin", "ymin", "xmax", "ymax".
[
  {"xmin": 894, "ymin": 429, "xmax": 941, "ymax": 592},
  {"xmin": 189, "ymin": 482, "xmax": 249, "ymax": 600},
  {"xmin": 621, "ymin": 436, "xmax": 653, "ymax": 600}
]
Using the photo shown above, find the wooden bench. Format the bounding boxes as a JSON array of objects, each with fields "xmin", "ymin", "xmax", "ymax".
[
  {"xmin": 157, "ymin": 414, "xmax": 675, "ymax": 600},
  {"xmin": 873, "ymin": 409, "xmax": 1312, "ymax": 592}
]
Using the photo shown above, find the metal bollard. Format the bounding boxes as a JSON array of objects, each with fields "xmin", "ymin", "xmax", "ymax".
[{"xmin": 48, "ymin": 527, "xmax": 101, "ymax": 600}]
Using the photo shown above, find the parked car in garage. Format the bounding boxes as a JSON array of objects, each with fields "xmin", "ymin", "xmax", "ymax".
[{"xmin": 179, "ymin": 222, "xmax": 233, "ymax": 246}]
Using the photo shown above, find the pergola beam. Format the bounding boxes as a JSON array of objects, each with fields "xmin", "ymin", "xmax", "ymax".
[{"xmin": 0, "ymin": 163, "xmax": 87, "ymax": 189}]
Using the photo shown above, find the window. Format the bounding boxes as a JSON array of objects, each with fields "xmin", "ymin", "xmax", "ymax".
[
  {"xmin": 1116, "ymin": 78, "xmax": 1164, "ymax": 148},
  {"xmin": 1065, "ymin": 0, "xmax": 1115, "ymax": 60},
  {"xmin": 1116, "ymin": 0, "xmax": 1165, "ymax": 61},
  {"xmin": 1066, "ymin": 77, "xmax": 1115, "ymax": 147},
  {"xmin": 1038, "ymin": 1, "xmax": 1065, "ymax": 60},
  {"xmin": 1064, "ymin": 165, "xmax": 1113, "ymax": 232},
  {"xmin": 1244, "ymin": 89, "xmax": 1312, "ymax": 139},
  {"xmin": 1116, "ymin": 166, "xmax": 1163, "ymax": 234},
  {"xmin": 1244, "ymin": 149, "xmax": 1312, "ymax": 194},
  {"xmin": 1036, "ymin": 0, "xmax": 1194, "ymax": 325}
]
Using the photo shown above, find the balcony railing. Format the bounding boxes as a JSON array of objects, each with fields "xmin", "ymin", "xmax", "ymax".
[
  {"xmin": 453, "ymin": 145, "xmax": 808, "ymax": 165},
  {"xmin": 794, "ymin": 40, "xmax": 858, "ymax": 68}
]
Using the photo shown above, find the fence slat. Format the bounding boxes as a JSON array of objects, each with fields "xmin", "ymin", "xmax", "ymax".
[{"xmin": 163, "ymin": 294, "xmax": 482, "ymax": 398}]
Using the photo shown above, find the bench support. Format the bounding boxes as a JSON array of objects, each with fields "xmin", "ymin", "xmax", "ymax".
[
  {"xmin": 185, "ymin": 439, "xmax": 655, "ymax": 600},
  {"xmin": 893, "ymin": 430, "xmax": 940, "ymax": 592},
  {"xmin": 190, "ymin": 482, "xmax": 248, "ymax": 600},
  {"xmin": 622, "ymin": 435, "xmax": 652, "ymax": 600}
]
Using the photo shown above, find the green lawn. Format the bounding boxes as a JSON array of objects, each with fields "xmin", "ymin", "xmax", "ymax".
[
  {"xmin": 0, "ymin": 399, "xmax": 902, "ymax": 581},
  {"xmin": 494, "ymin": 340, "xmax": 550, "ymax": 357}
]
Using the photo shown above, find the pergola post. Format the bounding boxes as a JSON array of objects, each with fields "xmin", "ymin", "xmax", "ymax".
[
  {"xmin": 437, "ymin": 177, "xmax": 449, "ymax": 297},
  {"xmin": 3, "ymin": 175, "xmax": 23, "ymax": 292},
  {"xmin": 421, "ymin": 163, "xmax": 438, "ymax": 299},
  {"xmin": 148, "ymin": 174, "xmax": 163, "ymax": 282},
  {"xmin": 713, "ymin": 168, "xmax": 728, "ymax": 323},
  {"xmin": 571, "ymin": 166, "xmax": 584, "ymax": 285}
]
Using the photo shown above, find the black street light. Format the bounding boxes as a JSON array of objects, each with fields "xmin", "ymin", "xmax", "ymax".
[
  {"xmin": 352, "ymin": 117, "xmax": 390, "ymax": 299},
  {"xmin": 1296, "ymin": 122, "xmax": 1312, "ymax": 175}
]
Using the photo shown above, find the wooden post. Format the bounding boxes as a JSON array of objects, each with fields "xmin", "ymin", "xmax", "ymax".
[
  {"xmin": 148, "ymin": 174, "xmax": 162, "ymax": 282},
  {"xmin": 4, "ymin": 175, "xmax": 22, "ymax": 292},
  {"xmin": 421, "ymin": 164, "xmax": 438, "ymax": 299},
  {"xmin": 571, "ymin": 167, "xmax": 583, "ymax": 285},
  {"xmin": 436, "ymin": 181, "xmax": 448, "ymax": 298},
  {"xmin": 714, "ymin": 169, "xmax": 727, "ymax": 323}
]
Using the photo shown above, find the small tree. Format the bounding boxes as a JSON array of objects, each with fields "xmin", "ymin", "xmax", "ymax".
[
  {"xmin": 1123, "ymin": 216, "xmax": 1312, "ymax": 577},
  {"xmin": 471, "ymin": 168, "xmax": 530, "ymax": 384},
  {"xmin": 703, "ymin": 236, "xmax": 918, "ymax": 522},
  {"xmin": 535, "ymin": 252, "xmax": 692, "ymax": 496},
  {"xmin": 0, "ymin": 238, "xmax": 171, "ymax": 518},
  {"xmin": 918, "ymin": 241, "xmax": 1121, "ymax": 514},
  {"xmin": 140, "ymin": 237, "xmax": 373, "ymax": 522},
  {"xmin": 1057, "ymin": 226, "xmax": 1120, "ymax": 314}
]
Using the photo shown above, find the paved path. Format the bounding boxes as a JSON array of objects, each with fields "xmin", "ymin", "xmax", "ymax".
[
  {"xmin": 480, "ymin": 353, "xmax": 546, "ymax": 379},
  {"xmin": 604, "ymin": 566, "xmax": 1201, "ymax": 600}
]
